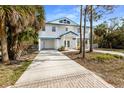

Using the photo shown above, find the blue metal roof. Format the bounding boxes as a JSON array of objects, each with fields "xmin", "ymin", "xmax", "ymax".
[{"xmin": 59, "ymin": 31, "xmax": 79, "ymax": 37}]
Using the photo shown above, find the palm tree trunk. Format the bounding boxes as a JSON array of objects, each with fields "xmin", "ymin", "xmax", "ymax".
[
  {"xmin": 0, "ymin": 20, "xmax": 10, "ymax": 64},
  {"xmin": 90, "ymin": 5, "xmax": 93, "ymax": 52},
  {"xmin": 7, "ymin": 27, "xmax": 15, "ymax": 60},
  {"xmin": 12, "ymin": 30, "xmax": 19, "ymax": 60},
  {"xmin": 79, "ymin": 5, "xmax": 83, "ymax": 54},
  {"xmin": 83, "ymin": 5, "xmax": 87, "ymax": 58}
]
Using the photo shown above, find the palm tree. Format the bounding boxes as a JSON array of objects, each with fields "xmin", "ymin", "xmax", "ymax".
[
  {"xmin": 8, "ymin": 6, "xmax": 45, "ymax": 60},
  {"xmin": 0, "ymin": 6, "xmax": 12, "ymax": 64},
  {"xmin": 17, "ymin": 27, "xmax": 38, "ymax": 58},
  {"xmin": 79, "ymin": 5, "xmax": 83, "ymax": 54},
  {"xmin": 0, "ymin": 6, "xmax": 45, "ymax": 64}
]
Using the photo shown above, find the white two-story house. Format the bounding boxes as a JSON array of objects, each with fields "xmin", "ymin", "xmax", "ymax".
[{"xmin": 38, "ymin": 17, "xmax": 90, "ymax": 50}]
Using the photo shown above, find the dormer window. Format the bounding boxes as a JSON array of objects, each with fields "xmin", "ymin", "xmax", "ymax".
[
  {"xmin": 64, "ymin": 19, "xmax": 66, "ymax": 21},
  {"xmin": 59, "ymin": 19, "xmax": 70, "ymax": 24},
  {"xmin": 59, "ymin": 20, "xmax": 63, "ymax": 23},
  {"xmin": 67, "ymin": 21, "xmax": 70, "ymax": 24}
]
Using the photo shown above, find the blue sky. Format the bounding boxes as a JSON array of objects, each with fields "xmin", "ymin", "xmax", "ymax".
[{"xmin": 44, "ymin": 5, "xmax": 124, "ymax": 26}]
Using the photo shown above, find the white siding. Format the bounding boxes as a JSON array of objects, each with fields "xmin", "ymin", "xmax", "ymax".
[
  {"xmin": 38, "ymin": 18, "xmax": 90, "ymax": 50},
  {"xmin": 39, "ymin": 24, "xmax": 90, "ymax": 39}
]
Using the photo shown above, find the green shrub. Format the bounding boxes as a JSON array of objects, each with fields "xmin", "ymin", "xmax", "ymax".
[
  {"xmin": 58, "ymin": 46, "xmax": 65, "ymax": 51},
  {"xmin": 91, "ymin": 54, "xmax": 117, "ymax": 62},
  {"xmin": 113, "ymin": 55, "xmax": 123, "ymax": 59},
  {"xmin": 77, "ymin": 45, "xmax": 80, "ymax": 50}
]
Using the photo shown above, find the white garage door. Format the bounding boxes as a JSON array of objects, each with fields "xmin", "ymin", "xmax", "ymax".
[{"xmin": 41, "ymin": 39, "xmax": 55, "ymax": 49}]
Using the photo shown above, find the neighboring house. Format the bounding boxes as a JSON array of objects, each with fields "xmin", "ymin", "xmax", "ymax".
[{"xmin": 38, "ymin": 17, "xmax": 90, "ymax": 50}]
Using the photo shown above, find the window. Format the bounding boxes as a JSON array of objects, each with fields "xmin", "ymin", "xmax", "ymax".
[
  {"xmin": 52, "ymin": 26, "xmax": 56, "ymax": 32},
  {"xmin": 67, "ymin": 41, "xmax": 70, "ymax": 47},
  {"xmin": 59, "ymin": 20, "xmax": 63, "ymax": 23},
  {"xmin": 64, "ymin": 40, "xmax": 66, "ymax": 47},
  {"xmin": 42, "ymin": 27, "xmax": 45, "ymax": 31},
  {"xmin": 77, "ymin": 28, "xmax": 80, "ymax": 33},
  {"xmin": 73, "ymin": 38, "xmax": 76, "ymax": 40},
  {"xmin": 59, "ymin": 19, "xmax": 70, "ymax": 24},
  {"xmin": 64, "ymin": 19, "xmax": 66, "ymax": 22},
  {"xmin": 67, "ymin": 21, "xmax": 70, "ymax": 24},
  {"xmin": 65, "ymin": 27, "xmax": 68, "ymax": 31}
]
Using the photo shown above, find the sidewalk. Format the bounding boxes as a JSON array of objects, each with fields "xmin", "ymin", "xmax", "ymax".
[
  {"xmin": 94, "ymin": 49, "xmax": 124, "ymax": 57},
  {"xmin": 13, "ymin": 50, "xmax": 113, "ymax": 88}
]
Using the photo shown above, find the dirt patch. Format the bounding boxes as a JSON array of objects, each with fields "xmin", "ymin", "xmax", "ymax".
[{"xmin": 63, "ymin": 51, "xmax": 124, "ymax": 88}]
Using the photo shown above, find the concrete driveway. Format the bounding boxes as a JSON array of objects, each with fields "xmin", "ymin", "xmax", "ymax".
[{"xmin": 14, "ymin": 50, "xmax": 113, "ymax": 88}]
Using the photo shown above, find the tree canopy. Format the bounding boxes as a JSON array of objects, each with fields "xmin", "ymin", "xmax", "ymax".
[{"xmin": 0, "ymin": 6, "xmax": 45, "ymax": 64}]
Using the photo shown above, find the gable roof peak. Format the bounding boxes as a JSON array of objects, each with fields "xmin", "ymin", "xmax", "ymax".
[
  {"xmin": 60, "ymin": 31, "xmax": 78, "ymax": 37},
  {"xmin": 47, "ymin": 17, "xmax": 79, "ymax": 25}
]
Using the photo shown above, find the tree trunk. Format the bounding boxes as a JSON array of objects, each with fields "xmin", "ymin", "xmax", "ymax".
[
  {"xmin": 7, "ymin": 27, "xmax": 15, "ymax": 60},
  {"xmin": 12, "ymin": 28, "xmax": 24, "ymax": 60},
  {"xmin": 83, "ymin": 5, "xmax": 87, "ymax": 58},
  {"xmin": 0, "ymin": 20, "xmax": 10, "ymax": 64},
  {"xmin": 90, "ymin": 5, "xmax": 93, "ymax": 52},
  {"xmin": 12, "ymin": 31, "xmax": 19, "ymax": 60},
  {"xmin": 79, "ymin": 5, "xmax": 83, "ymax": 54}
]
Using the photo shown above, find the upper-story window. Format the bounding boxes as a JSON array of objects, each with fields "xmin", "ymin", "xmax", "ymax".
[
  {"xmin": 77, "ymin": 28, "xmax": 80, "ymax": 33},
  {"xmin": 67, "ymin": 21, "xmax": 70, "ymax": 24},
  {"xmin": 59, "ymin": 19, "xmax": 70, "ymax": 24},
  {"xmin": 65, "ymin": 27, "xmax": 68, "ymax": 31},
  {"xmin": 52, "ymin": 26, "xmax": 56, "ymax": 32},
  {"xmin": 42, "ymin": 27, "xmax": 45, "ymax": 31},
  {"xmin": 59, "ymin": 20, "xmax": 63, "ymax": 23}
]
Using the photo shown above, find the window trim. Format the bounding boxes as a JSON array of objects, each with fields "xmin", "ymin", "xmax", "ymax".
[
  {"xmin": 59, "ymin": 19, "xmax": 70, "ymax": 24},
  {"xmin": 65, "ymin": 27, "xmax": 68, "ymax": 31},
  {"xmin": 67, "ymin": 41, "xmax": 70, "ymax": 47},
  {"xmin": 52, "ymin": 26, "xmax": 56, "ymax": 32},
  {"xmin": 77, "ymin": 28, "xmax": 80, "ymax": 33},
  {"xmin": 64, "ymin": 40, "xmax": 66, "ymax": 47}
]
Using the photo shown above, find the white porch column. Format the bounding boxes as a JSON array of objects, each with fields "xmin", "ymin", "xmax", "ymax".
[
  {"xmin": 75, "ymin": 38, "xmax": 77, "ymax": 49},
  {"xmin": 55, "ymin": 39, "xmax": 60, "ymax": 49},
  {"xmin": 87, "ymin": 39, "xmax": 90, "ymax": 50},
  {"xmin": 38, "ymin": 38, "xmax": 41, "ymax": 51}
]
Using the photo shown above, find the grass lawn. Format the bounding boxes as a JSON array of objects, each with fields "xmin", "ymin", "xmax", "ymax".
[
  {"xmin": 63, "ymin": 51, "xmax": 124, "ymax": 88},
  {"xmin": 0, "ymin": 61, "xmax": 31, "ymax": 88},
  {"xmin": 97, "ymin": 48, "xmax": 124, "ymax": 53},
  {"xmin": 0, "ymin": 48, "xmax": 38, "ymax": 88}
]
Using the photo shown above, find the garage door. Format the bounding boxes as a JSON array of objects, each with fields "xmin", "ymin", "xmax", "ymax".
[{"xmin": 41, "ymin": 39, "xmax": 55, "ymax": 49}]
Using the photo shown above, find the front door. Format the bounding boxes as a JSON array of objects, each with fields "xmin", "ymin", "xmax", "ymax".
[{"xmin": 67, "ymin": 40, "xmax": 70, "ymax": 48}]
